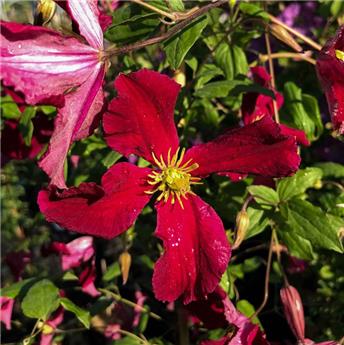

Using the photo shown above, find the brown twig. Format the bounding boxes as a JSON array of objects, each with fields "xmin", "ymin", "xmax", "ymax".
[
  {"xmin": 105, "ymin": 0, "xmax": 227, "ymax": 57},
  {"xmin": 264, "ymin": 29, "xmax": 280, "ymax": 123},
  {"xmin": 268, "ymin": 14, "xmax": 322, "ymax": 51},
  {"xmin": 259, "ymin": 52, "xmax": 316, "ymax": 65}
]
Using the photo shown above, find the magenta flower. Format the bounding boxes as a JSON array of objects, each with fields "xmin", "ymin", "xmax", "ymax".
[
  {"xmin": 39, "ymin": 307, "xmax": 64, "ymax": 345},
  {"xmin": 49, "ymin": 236, "xmax": 99, "ymax": 297},
  {"xmin": 0, "ymin": 296, "xmax": 14, "ymax": 330},
  {"xmin": 38, "ymin": 69, "xmax": 300, "ymax": 303},
  {"xmin": 316, "ymin": 26, "xmax": 344, "ymax": 135},
  {"xmin": 242, "ymin": 66, "xmax": 310, "ymax": 146},
  {"xmin": 188, "ymin": 287, "xmax": 268, "ymax": 345},
  {"xmin": 1, "ymin": 0, "xmax": 107, "ymax": 187}
]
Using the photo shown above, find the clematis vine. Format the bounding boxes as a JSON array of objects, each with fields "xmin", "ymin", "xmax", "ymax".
[
  {"xmin": 1, "ymin": 0, "xmax": 108, "ymax": 187},
  {"xmin": 38, "ymin": 69, "xmax": 300, "ymax": 303},
  {"xmin": 316, "ymin": 25, "xmax": 344, "ymax": 135},
  {"xmin": 242, "ymin": 66, "xmax": 310, "ymax": 146}
]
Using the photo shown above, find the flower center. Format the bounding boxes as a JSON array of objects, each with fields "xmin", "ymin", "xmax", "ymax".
[
  {"xmin": 335, "ymin": 49, "xmax": 344, "ymax": 62},
  {"xmin": 146, "ymin": 147, "xmax": 202, "ymax": 209}
]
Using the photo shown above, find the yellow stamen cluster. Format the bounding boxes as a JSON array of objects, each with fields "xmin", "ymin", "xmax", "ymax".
[
  {"xmin": 146, "ymin": 147, "xmax": 202, "ymax": 209},
  {"xmin": 335, "ymin": 49, "xmax": 344, "ymax": 62}
]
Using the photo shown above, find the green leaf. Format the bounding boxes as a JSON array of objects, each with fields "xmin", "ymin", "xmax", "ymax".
[
  {"xmin": 215, "ymin": 43, "xmax": 248, "ymax": 80},
  {"xmin": 0, "ymin": 278, "xmax": 36, "ymax": 299},
  {"xmin": 105, "ymin": 6, "xmax": 160, "ymax": 44},
  {"xmin": 247, "ymin": 185, "xmax": 279, "ymax": 206},
  {"xmin": 282, "ymin": 82, "xmax": 323, "ymax": 141},
  {"xmin": 21, "ymin": 279, "xmax": 60, "ymax": 321},
  {"xmin": 0, "ymin": 94, "xmax": 21, "ymax": 119},
  {"xmin": 285, "ymin": 199, "xmax": 343, "ymax": 253},
  {"xmin": 239, "ymin": 3, "xmax": 269, "ymax": 20},
  {"xmin": 313, "ymin": 162, "xmax": 344, "ymax": 178},
  {"xmin": 102, "ymin": 262, "xmax": 121, "ymax": 282},
  {"xmin": 245, "ymin": 207, "xmax": 270, "ymax": 239},
  {"xmin": 164, "ymin": 16, "xmax": 208, "ymax": 70},
  {"xmin": 195, "ymin": 64, "xmax": 224, "ymax": 90},
  {"xmin": 277, "ymin": 167, "xmax": 323, "ymax": 201},
  {"xmin": 236, "ymin": 300, "xmax": 261, "ymax": 326},
  {"xmin": 168, "ymin": 0, "xmax": 185, "ymax": 11},
  {"xmin": 102, "ymin": 151, "xmax": 123, "ymax": 168},
  {"xmin": 19, "ymin": 107, "xmax": 37, "ymax": 146},
  {"xmin": 60, "ymin": 298, "xmax": 90, "ymax": 329},
  {"xmin": 278, "ymin": 223, "xmax": 315, "ymax": 260}
]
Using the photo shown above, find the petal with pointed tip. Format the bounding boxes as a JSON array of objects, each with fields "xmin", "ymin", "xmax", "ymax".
[
  {"xmin": 153, "ymin": 195, "xmax": 230, "ymax": 304},
  {"xmin": 185, "ymin": 117, "xmax": 300, "ymax": 178},
  {"xmin": 38, "ymin": 163, "xmax": 152, "ymax": 238},
  {"xmin": 104, "ymin": 69, "xmax": 180, "ymax": 164},
  {"xmin": 67, "ymin": 0, "xmax": 104, "ymax": 49}
]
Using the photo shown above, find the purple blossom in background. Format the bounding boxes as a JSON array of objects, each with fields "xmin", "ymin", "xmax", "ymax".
[{"xmin": 278, "ymin": 2, "xmax": 324, "ymax": 38}]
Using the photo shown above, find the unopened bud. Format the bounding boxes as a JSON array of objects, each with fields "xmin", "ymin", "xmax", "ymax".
[
  {"xmin": 173, "ymin": 70, "xmax": 186, "ymax": 87},
  {"xmin": 119, "ymin": 251, "xmax": 132, "ymax": 285},
  {"xmin": 233, "ymin": 210, "xmax": 250, "ymax": 249},
  {"xmin": 280, "ymin": 285, "xmax": 305, "ymax": 342},
  {"xmin": 270, "ymin": 23, "xmax": 303, "ymax": 53},
  {"xmin": 36, "ymin": 0, "xmax": 56, "ymax": 25}
]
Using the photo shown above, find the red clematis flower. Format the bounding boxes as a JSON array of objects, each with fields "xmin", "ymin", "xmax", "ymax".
[
  {"xmin": 316, "ymin": 25, "xmax": 344, "ymax": 134},
  {"xmin": 1, "ymin": 0, "xmax": 107, "ymax": 188},
  {"xmin": 38, "ymin": 69, "xmax": 300, "ymax": 303},
  {"xmin": 0, "ymin": 296, "xmax": 14, "ymax": 331},
  {"xmin": 242, "ymin": 66, "xmax": 310, "ymax": 146}
]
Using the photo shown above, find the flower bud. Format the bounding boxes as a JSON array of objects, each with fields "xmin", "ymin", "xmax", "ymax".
[
  {"xmin": 173, "ymin": 70, "xmax": 186, "ymax": 87},
  {"xmin": 36, "ymin": 0, "xmax": 56, "ymax": 25},
  {"xmin": 119, "ymin": 251, "xmax": 132, "ymax": 285},
  {"xmin": 233, "ymin": 210, "xmax": 250, "ymax": 249},
  {"xmin": 269, "ymin": 23, "xmax": 303, "ymax": 53},
  {"xmin": 280, "ymin": 285, "xmax": 305, "ymax": 342}
]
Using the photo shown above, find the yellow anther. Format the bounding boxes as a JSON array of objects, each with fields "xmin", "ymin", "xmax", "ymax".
[{"xmin": 146, "ymin": 147, "xmax": 201, "ymax": 208}]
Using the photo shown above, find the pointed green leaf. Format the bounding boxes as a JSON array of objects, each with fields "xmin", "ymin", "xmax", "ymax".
[
  {"xmin": 285, "ymin": 199, "xmax": 343, "ymax": 253},
  {"xmin": 247, "ymin": 185, "xmax": 279, "ymax": 206},
  {"xmin": 21, "ymin": 279, "xmax": 60, "ymax": 321},
  {"xmin": 277, "ymin": 167, "xmax": 323, "ymax": 201},
  {"xmin": 19, "ymin": 106, "xmax": 37, "ymax": 146},
  {"xmin": 60, "ymin": 298, "xmax": 90, "ymax": 329},
  {"xmin": 164, "ymin": 16, "xmax": 208, "ymax": 70}
]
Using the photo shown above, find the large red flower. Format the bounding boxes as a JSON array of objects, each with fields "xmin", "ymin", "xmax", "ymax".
[
  {"xmin": 1, "ymin": 0, "xmax": 107, "ymax": 187},
  {"xmin": 38, "ymin": 70, "xmax": 300, "ymax": 303},
  {"xmin": 316, "ymin": 26, "xmax": 344, "ymax": 135},
  {"xmin": 242, "ymin": 66, "xmax": 310, "ymax": 146}
]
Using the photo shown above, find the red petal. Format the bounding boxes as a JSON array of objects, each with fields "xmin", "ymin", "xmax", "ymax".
[
  {"xmin": 38, "ymin": 65, "xmax": 105, "ymax": 188},
  {"xmin": 104, "ymin": 69, "xmax": 180, "ymax": 163},
  {"xmin": 79, "ymin": 260, "xmax": 100, "ymax": 297},
  {"xmin": 185, "ymin": 117, "xmax": 300, "ymax": 178},
  {"xmin": 316, "ymin": 26, "xmax": 344, "ymax": 134},
  {"xmin": 38, "ymin": 163, "xmax": 152, "ymax": 239},
  {"xmin": 152, "ymin": 195, "xmax": 231, "ymax": 304},
  {"xmin": 280, "ymin": 124, "xmax": 310, "ymax": 147},
  {"xmin": 67, "ymin": 0, "xmax": 104, "ymax": 49},
  {"xmin": 1, "ymin": 21, "xmax": 100, "ymax": 106},
  {"xmin": 242, "ymin": 67, "xmax": 284, "ymax": 125}
]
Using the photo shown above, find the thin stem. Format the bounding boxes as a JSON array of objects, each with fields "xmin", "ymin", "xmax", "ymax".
[
  {"xmin": 99, "ymin": 288, "xmax": 162, "ymax": 321},
  {"xmin": 250, "ymin": 230, "xmax": 274, "ymax": 320},
  {"xmin": 105, "ymin": 0, "xmax": 228, "ymax": 57},
  {"xmin": 268, "ymin": 14, "xmax": 322, "ymax": 51},
  {"xmin": 272, "ymin": 229, "xmax": 289, "ymax": 286},
  {"xmin": 259, "ymin": 52, "xmax": 316, "ymax": 65},
  {"xmin": 323, "ymin": 180, "xmax": 344, "ymax": 192},
  {"xmin": 131, "ymin": 0, "xmax": 176, "ymax": 21},
  {"xmin": 265, "ymin": 29, "xmax": 280, "ymax": 123}
]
